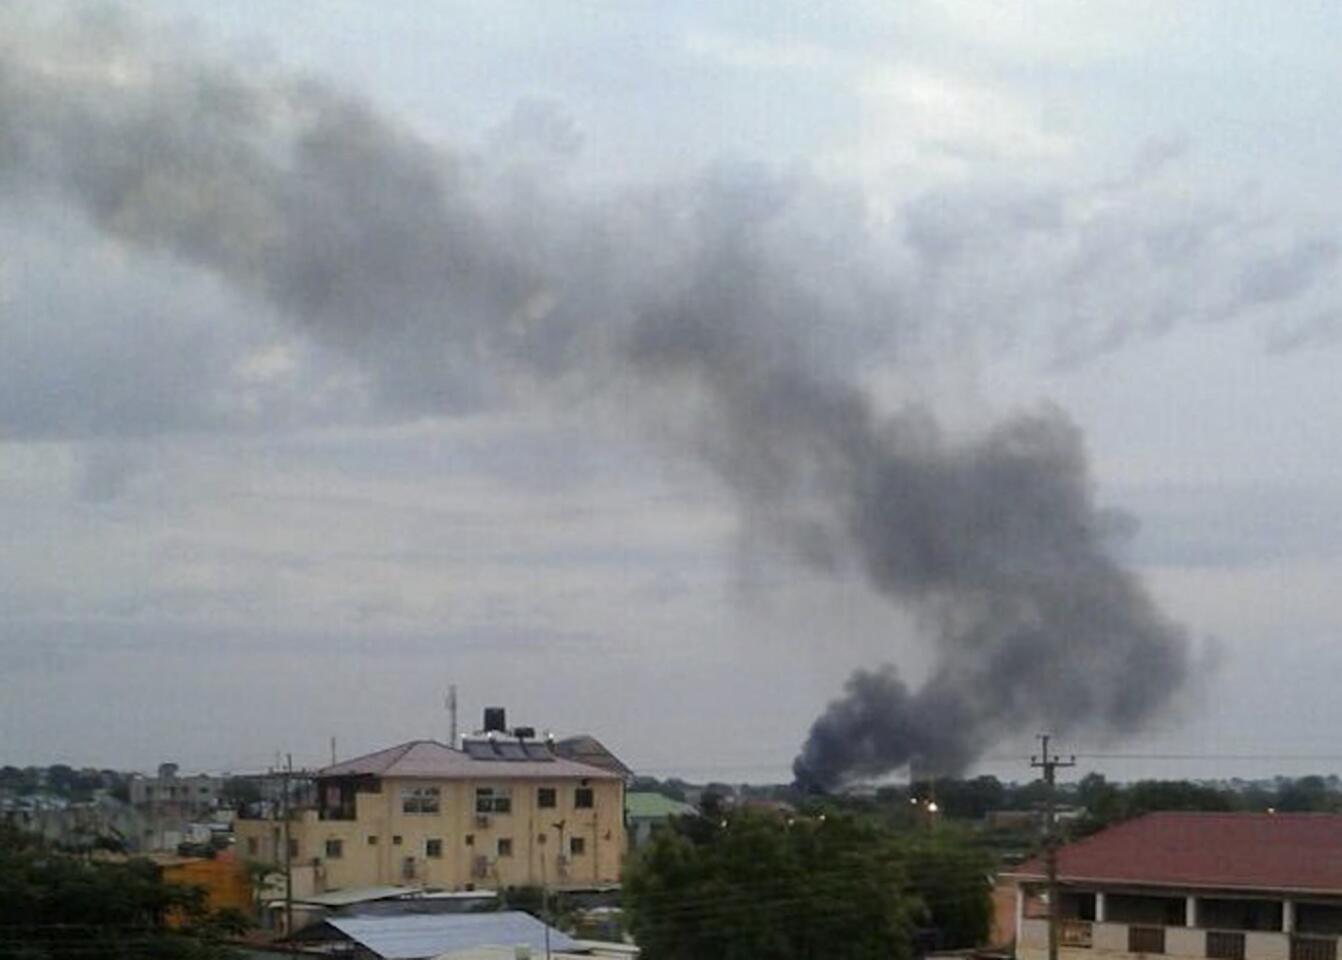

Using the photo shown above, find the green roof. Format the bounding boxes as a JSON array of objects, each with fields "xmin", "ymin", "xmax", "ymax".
[{"xmin": 625, "ymin": 792, "xmax": 697, "ymax": 820}]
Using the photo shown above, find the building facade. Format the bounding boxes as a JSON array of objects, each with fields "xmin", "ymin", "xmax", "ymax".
[
  {"xmin": 1007, "ymin": 813, "xmax": 1342, "ymax": 960},
  {"xmin": 129, "ymin": 763, "xmax": 224, "ymax": 813},
  {"xmin": 235, "ymin": 737, "xmax": 625, "ymax": 894}
]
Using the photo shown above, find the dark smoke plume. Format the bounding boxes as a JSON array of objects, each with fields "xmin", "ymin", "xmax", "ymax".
[{"xmin": 0, "ymin": 6, "xmax": 1192, "ymax": 788}]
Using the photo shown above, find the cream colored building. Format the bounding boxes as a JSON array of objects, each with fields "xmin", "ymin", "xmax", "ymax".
[
  {"xmin": 1006, "ymin": 813, "xmax": 1342, "ymax": 960},
  {"xmin": 235, "ymin": 737, "xmax": 625, "ymax": 895}
]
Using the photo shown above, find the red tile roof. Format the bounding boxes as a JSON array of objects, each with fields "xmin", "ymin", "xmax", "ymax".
[
  {"xmin": 319, "ymin": 739, "xmax": 621, "ymax": 781},
  {"xmin": 1005, "ymin": 812, "xmax": 1342, "ymax": 895}
]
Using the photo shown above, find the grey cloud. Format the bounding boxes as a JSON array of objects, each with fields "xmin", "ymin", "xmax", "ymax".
[
  {"xmin": 900, "ymin": 171, "xmax": 1342, "ymax": 366},
  {"xmin": 1114, "ymin": 482, "xmax": 1342, "ymax": 569},
  {"xmin": 24, "ymin": 4, "xmax": 1329, "ymax": 786}
]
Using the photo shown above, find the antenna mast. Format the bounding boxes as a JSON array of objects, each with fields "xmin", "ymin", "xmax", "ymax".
[{"xmin": 447, "ymin": 685, "xmax": 459, "ymax": 745}]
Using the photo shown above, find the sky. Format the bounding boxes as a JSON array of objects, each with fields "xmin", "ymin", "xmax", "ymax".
[{"xmin": 4, "ymin": 1, "xmax": 1342, "ymax": 785}]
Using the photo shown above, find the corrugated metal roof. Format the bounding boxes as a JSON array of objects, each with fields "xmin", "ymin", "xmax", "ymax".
[
  {"xmin": 293, "ymin": 885, "xmax": 411, "ymax": 907},
  {"xmin": 328, "ymin": 911, "xmax": 579, "ymax": 959},
  {"xmin": 1005, "ymin": 812, "xmax": 1342, "ymax": 894},
  {"xmin": 320, "ymin": 740, "xmax": 620, "ymax": 781}
]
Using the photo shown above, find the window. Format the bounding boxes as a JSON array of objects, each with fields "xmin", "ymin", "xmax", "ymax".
[
  {"xmin": 246, "ymin": 837, "xmax": 258, "ymax": 856},
  {"xmin": 392, "ymin": 835, "xmax": 403, "ymax": 846},
  {"xmin": 476, "ymin": 787, "xmax": 512, "ymax": 814},
  {"xmin": 538, "ymin": 787, "xmax": 556, "ymax": 809},
  {"xmin": 574, "ymin": 787, "xmax": 594, "ymax": 809},
  {"xmin": 402, "ymin": 785, "xmax": 441, "ymax": 814},
  {"xmin": 497, "ymin": 838, "xmax": 513, "ymax": 858},
  {"xmin": 569, "ymin": 837, "xmax": 586, "ymax": 856},
  {"xmin": 426, "ymin": 838, "xmax": 443, "ymax": 859},
  {"xmin": 538, "ymin": 833, "xmax": 547, "ymax": 845},
  {"xmin": 367, "ymin": 835, "xmax": 378, "ymax": 846},
  {"xmin": 324, "ymin": 839, "xmax": 343, "ymax": 859},
  {"xmin": 465, "ymin": 834, "xmax": 474, "ymax": 847},
  {"xmin": 286, "ymin": 838, "xmax": 299, "ymax": 859}
]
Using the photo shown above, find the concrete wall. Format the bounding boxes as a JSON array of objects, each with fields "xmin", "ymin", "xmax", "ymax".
[
  {"xmin": 235, "ymin": 775, "xmax": 624, "ymax": 892},
  {"xmin": 1017, "ymin": 918, "xmax": 1302, "ymax": 960}
]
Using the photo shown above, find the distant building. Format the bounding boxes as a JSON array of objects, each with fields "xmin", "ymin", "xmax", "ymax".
[
  {"xmin": 1005, "ymin": 812, "xmax": 1342, "ymax": 960},
  {"xmin": 3, "ymin": 793, "xmax": 149, "ymax": 851},
  {"xmin": 129, "ymin": 763, "xmax": 224, "ymax": 814},
  {"xmin": 624, "ymin": 792, "xmax": 696, "ymax": 849},
  {"xmin": 235, "ymin": 710, "xmax": 626, "ymax": 899}
]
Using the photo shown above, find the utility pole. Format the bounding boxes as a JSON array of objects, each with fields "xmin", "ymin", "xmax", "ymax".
[
  {"xmin": 282, "ymin": 752, "xmax": 294, "ymax": 942},
  {"xmin": 1031, "ymin": 734, "xmax": 1075, "ymax": 960},
  {"xmin": 538, "ymin": 838, "xmax": 551, "ymax": 960}
]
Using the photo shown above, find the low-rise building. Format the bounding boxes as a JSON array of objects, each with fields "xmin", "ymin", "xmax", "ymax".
[
  {"xmin": 624, "ymin": 792, "xmax": 696, "ymax": 850},
  {"xmin": 236, "ymin": 725, "xmax": 625, "ymax": 896},
  {"xmin": 129, "ymin": 763, "xmax": 224, "ymax": 814},
  {"xmin": 1005, "ymin": 812, "xmax": 1342, "ymax": 960}
]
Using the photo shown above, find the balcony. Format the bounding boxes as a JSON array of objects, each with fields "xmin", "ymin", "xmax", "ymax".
[{"xmin": 1019, "ymin": 920, "xmax": 1341, "ymax": 960}]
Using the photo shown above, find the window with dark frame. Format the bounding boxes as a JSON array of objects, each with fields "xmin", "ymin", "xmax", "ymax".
[
  {"xmin": 574, "ymin": 787, "xmax": 594, "ymax": 809},
  {"xmin": 476, "ymin": 787, "xmax": 512, "ymax": 814},
  {"xmin": 570, "ymin": 836, "xmax": 586, "ymax": 856},
  {"xmin": 538, "ymin": 787, "xmax": 557, "ymax": 808},
  {"xmin": 324, "ymin": 838, "xmax": 343, "ymax": 859},
  {"xmin": 497, "ymin": 837, "xmax": 513, "ymax": 857},
  {"xmin": 426, "ymin": 838, "xmax": 443, "ymax": 858},
  {"xmin": 401, "ymin": 785, "xmax": 441, "ymax": 814}
]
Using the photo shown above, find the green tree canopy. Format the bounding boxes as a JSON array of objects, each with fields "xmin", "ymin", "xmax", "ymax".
[
  {"xmin": 624, "ymin": 810, "xmax": 920, "ymax": 960},
  {"xmin": 0, "ymin": 822, "xmax": 243, "ymax": 959},
  {"xmin": 899, "ymin": 826, "xmax": 994, "ymax": 950}
]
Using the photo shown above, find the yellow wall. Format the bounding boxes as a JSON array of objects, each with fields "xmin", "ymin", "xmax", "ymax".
[
  {"xmin": 161, "ymin": 854, "xmax": 253, "ymax": 917},
  {"xmin": 236, "ymin": 776, "xmax": 624, "ymax": 893}
]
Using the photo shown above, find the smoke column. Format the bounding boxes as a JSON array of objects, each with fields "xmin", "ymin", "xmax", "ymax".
[{"xmin": 0, "ymin": 7, "xmax": 1191, "ymax": 788}]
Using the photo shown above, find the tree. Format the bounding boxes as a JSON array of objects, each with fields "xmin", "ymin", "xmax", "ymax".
[
  {"xmin": 899, "ymin": 826, "xmax": 993, "ymax": 949},
  {"xmin": 1277, "ymin": 776, "xmax": 1337, "ymax": 813},
  {"xmin": 0, "ymin": 821, "xmax": 242, "ymax": 959},
  {"xmin": 1120, "ymin": 780, "xmax": 1234, "ymax": 819},
  {"xmin": 932, "ymin": 776, "xmax": 1007, "ymax": 821},
  {"xmin": 624, "ymin": 811, "xmax": 916, "ymax": 960}
]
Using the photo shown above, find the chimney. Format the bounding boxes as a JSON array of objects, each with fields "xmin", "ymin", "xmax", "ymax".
[{"xmin": 483, "ymin": 707, "xmax": 506, "ymax": 734}]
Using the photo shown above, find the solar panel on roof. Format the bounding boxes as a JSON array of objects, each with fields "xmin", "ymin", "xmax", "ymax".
[{"xmin": 462, "ymin": 739, "xmax": 555, "ymax": 762}]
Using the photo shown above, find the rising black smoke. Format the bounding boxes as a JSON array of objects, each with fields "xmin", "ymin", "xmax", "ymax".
[{"xmin": 0, "ymin": 6, "xmax": 1199, "ymax": 788}]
